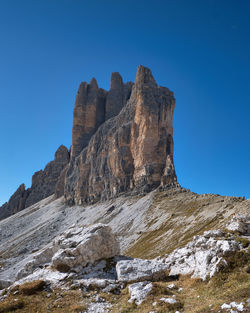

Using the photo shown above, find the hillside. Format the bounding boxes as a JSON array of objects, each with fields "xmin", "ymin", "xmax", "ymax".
[{"xmin": 0, "ymin": 187, "xmax": 249, "ymax": 312}]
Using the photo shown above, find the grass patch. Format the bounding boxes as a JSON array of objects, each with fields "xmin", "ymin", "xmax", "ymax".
[
  {"xmin": 18, "ymin": 280, "xmax": 45, "ymax": 295},
  {"xmin": 70, "ymin": 303, "xmax": 88, "ymax": 312},
  {"xmin": 235, "ymin": 236, "xmax": 250, "ymax": 248},
  {"xmin": 0, "ymin": 299, "xmax": 24, "ymax": 313}
]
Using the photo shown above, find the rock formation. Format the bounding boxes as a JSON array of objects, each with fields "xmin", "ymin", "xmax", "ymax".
[
  {"xmin": 0, "ymin": 65, "xmax": 177, "ymax": 219},
  {"xmin": 64, "ymin": 66, "xmax": 177, "ymax": 204},
  {"xmin": 0, "ymin": 184, "xmax": 29, "ymax": 220},
  {"xmin": 25, "ymin": 145, "xmax": 70, "ymax": 207},
  {"xmin": 105, "ymin": 72, "xmax": 133, "ymax": 120},
  {"xmin": 0, "ymin": 145, "xmax": 69, "ymax": 220},
  {"xmin": 71, "ymin": 79, "xmax": 107, "ymax": 159}
]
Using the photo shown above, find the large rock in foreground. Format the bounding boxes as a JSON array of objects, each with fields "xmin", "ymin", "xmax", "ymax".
[
  {"xmin": 52, "ymin": 223, "xmax": 120, "ymax": 272},
  {"xmin": 64, "ymin": 66, "xmax": 177, "ymax": 204}
]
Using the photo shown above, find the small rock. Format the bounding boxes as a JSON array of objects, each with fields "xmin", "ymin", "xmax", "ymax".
[
  {"xmin": 160, "ymin": 297, "xmax": 177, "ymax": 304},
  {"xmin": 128, "ymin": 281, "xmax": 152, "ymax": 305},
  {"xmin": 167, "ymin": 283, "xmax": 176, "ymax": 289}
]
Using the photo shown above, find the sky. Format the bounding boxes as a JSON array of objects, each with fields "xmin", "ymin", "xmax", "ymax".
[{"xmin": 0, "ymin": 0, "xmax": 250, "ymax": 206}]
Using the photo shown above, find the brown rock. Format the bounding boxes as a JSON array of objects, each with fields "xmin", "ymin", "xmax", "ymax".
[
  {"xmin": 64, "ymin": 66, "xmax": 177, "ymax": 204},
  {"xmin": 70, "ymin": 79, "xmax": 107, "ymax": 159}
]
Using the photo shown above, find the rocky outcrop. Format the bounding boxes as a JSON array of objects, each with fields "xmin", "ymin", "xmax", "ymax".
[
  {"xmin": 24, "ymin": 145, "xmax": 70, "ymax": 208},
  {"xmin": 64, "ymin": 66, "xmax": 177, "ymax": 204},
  {"xmin": 161, "ymin": 229, "xmax": 241, "ymax": 280},
  {"xmin": 0, "ymin": 184, "xmax": 30, "ymax": 220},
  {"xmin": 0, "ymin": 145, "xmax": 70, "ymax": 220},
  {"xmin": 16, "ymin": 223, "xmax": 120, "ymax": 281},
  {"xmin": 226, "ymin": 214, "xmax": 250, "ymax": 234}
]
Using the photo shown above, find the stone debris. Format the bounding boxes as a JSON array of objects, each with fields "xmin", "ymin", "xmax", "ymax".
[
  {"xmin": 128, "ymin": 281, "xmax": 152, "ymax": 305},
  {"xmin": 226, "ymin": 214, "xmax": 250, "ymax": 234},
  {"xmin": 167, "ymin": 283, "xmax": 176, "ymax": 289},
  {"xmin": 85, "ymin": 301, "xmax": 111, "ymax": 313},
  {"xmin": 116, "ymin": 258, "xmax": 169, "ymax": 283},
  {"xmin": 15, "ymin": 268, "xmax": 68, "ymax": 288},
  {"xmin": 163, "ymin": 231, "xmax": 241, "ymax": 280},
  {"xmin": 221, "ymin": 301, "xmax": 244, "ymax": 312},
  {"xmin": 160, "ymin": 297, "xmax": 177, "ymax": 304}
]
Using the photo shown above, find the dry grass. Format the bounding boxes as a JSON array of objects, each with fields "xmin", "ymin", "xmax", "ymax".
[
  {"xmin": 18, "ymin": 280, "xmax": 45, "ymax": 295},
  {"xmin": 0, "ymin": 299, "xmax": 24, "ymax": 313},
  {"xmin": 0, "ymin": 288, "xmax": 88, "ymax": 313},
  {"xmin": 1, "ymin": 251, "xmax": 249, "ymax": 313}
]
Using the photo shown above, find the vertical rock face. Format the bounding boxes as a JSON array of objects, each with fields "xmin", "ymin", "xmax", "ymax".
[
  {"xmin": 25, "ymin": 145, "xmax": 70, "ymax": 207},
  {"xmin": 70, "ymin": 79, "xmax": 107, "ymax": 159},
  {"xmin": 105, "ymin": 72, "xmax": 133, "ymax": 120},
  {"xmin": 64, "ymin": 66, "xmax": 177, "ymax": 204}
]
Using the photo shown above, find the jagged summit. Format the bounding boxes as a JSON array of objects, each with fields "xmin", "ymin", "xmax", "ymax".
[
  {"xmin": 64, "ymin": 65, "xmax": 177, "ymax": 204},
  {"xmin": 0, "ymin": 65, "xmax": 177, "ymax": 218},
  {"xmin": 135, "ymin": 65, "xmax": 157, "ymax": 86}
]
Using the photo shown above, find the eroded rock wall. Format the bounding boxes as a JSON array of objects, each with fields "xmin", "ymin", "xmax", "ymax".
[
  {"xmin": 64, "ymin": 66, "xmax": 177, "ymax": 204},
  {"xmin": 25, "ymin": 145, "xmax": 70, "ymax": 207},
  {"xmin": 0, "ymin": 184, "xmax": 30, "ymax": 220},
  {"xmin": 0, "ymin": 145, "xmax": 70, "ymax": 220}
]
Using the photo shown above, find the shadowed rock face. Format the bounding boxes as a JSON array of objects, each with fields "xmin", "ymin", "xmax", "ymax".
[
  {"xmin": 0, "ymin": 145, "xmax": 70, "ymax": 220},
  {"xmin": 64, "ymin": 66, "xmax": 177, "ymax": 204},
  {"xmin": 105, "ymin": 72, "xmax": 133, "ymax": 120},
  {"xmin": 0, "ymin": 184, "xmax": 30, "ymax": 220},
  {"xmin": 71, "ymin": 79, "xmax": 107, "ymax": 159},
  {"xmin": 71, "ymin": 73, "xmax": 133, "ymax": 159},
  {"xmin": 25, "ymin": 145, "xmax": 70, "ymax": 207}
]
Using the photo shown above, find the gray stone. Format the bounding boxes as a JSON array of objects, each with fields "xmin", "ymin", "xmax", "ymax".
[
  {"xmin": 128, "ymin": 281, "xmax": 152, "ymax": 305},
  {"xmin": 116, "ymin": 258, "xmax": 169, "ymax": 283},
  {"xmin": 52, "ymin": 223, "xmax": 120, "ymax": 272}
]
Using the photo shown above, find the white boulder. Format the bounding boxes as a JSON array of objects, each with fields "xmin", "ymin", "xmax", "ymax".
[
  {"xmin": 160, "ymin": 297, "xmax": 177, "ymax": 304},
  {"xmin": 165, "ymin": 233, "xmax": 240, "ymax": 280},
  {"xmin": 226, "ymin": 214, "xmax": 250, "ymax": 234},
  {"xmin": 51, "ymin": 223, "xmax": 120, "ymax": 272},
  {"xmin": 116, "ymin": 258, "xmax": 169, "ymax": 282},
  {"xmin": 128, "ymin": 281, "xmax": 152, "ymax": 305}
]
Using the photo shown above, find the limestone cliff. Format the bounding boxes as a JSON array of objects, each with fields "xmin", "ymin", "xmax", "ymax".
[
  {"xmin": 64, "ymin": 66, "xmax": 177, "ymax": 204},
  {"xmin": 0, "ymin": 65, "xmax": 177, "ymax": 219}
]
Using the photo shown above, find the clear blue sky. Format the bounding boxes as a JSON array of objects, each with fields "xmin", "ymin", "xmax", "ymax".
[{"xmin": 0, "ymin": 0, "xmax": 250, "ymax": 205}]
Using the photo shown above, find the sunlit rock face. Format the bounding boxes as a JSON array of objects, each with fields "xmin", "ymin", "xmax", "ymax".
[{"xmin": 64, "ymin": 65, "xmax": 177, "ymax": 205}]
